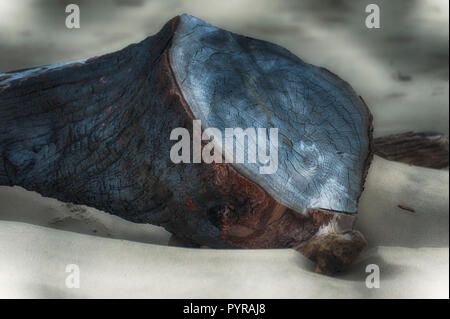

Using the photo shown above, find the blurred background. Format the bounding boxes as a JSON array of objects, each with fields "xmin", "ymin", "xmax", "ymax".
[{"xmin": 0, "ymin": 0, "xmax": 448, "ymax": 137}]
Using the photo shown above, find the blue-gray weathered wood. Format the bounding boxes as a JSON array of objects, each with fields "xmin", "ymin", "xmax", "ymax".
[{"xmin": 170, "ymin": 14, "xmax": 372, "ymax": 214}]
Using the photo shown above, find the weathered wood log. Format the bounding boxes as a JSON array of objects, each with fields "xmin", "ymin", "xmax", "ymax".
[
  {"xmin": 374, "ymin": 132, "xmax": 448, "ymax": 169},
  {"xmin": 0, "ymin": 14, "xmax": 375, "ymax": 275}
]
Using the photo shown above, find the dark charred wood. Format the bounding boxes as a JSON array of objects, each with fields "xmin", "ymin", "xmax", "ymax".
[
  {"xmin": 374, "ymin": 132, "xmax": 449, "ymax": 169},
  {"xmin": 397, "ymin": 205, "xmax": 416, "ymax": 213},
  {"xmin": 0, "ymin": 14, "xmax": 376, "ymax": 275}
]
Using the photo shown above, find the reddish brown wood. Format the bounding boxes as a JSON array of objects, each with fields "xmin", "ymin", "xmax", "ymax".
[{"xmin": 374, "ymin": 132, "xmax": 448, "ymax": 169}]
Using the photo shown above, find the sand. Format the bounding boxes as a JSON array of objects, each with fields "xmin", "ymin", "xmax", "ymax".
[
  {"xmin": 0, "ymin": 156, "xmax": 448, "ymax": 298},
  {"xmin": 0, "ymin": 0, "xmax": 448, "ymax": 298}
]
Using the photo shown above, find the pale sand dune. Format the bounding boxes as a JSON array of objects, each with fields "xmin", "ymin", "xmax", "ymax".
[
  {"xmin": 0, "ymin": 221, "xmax": 447, "ymax": 298},
  {"xmin": 0, "ymin": 156, "xmax": 448, "ymax": 298}
]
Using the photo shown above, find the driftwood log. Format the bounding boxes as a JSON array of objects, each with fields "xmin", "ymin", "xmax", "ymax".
[{"xmin": 0, "ymin": 14, "xmax": 447, "ymax": 275}]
